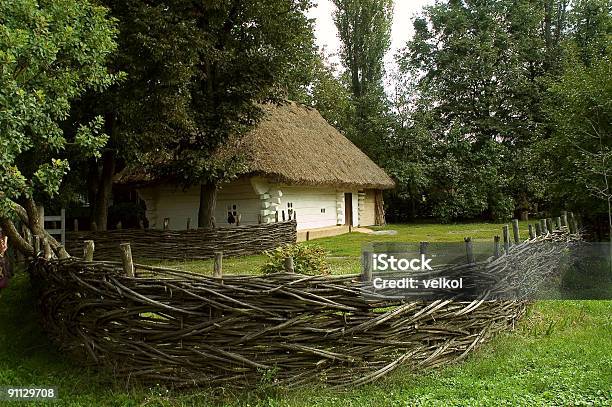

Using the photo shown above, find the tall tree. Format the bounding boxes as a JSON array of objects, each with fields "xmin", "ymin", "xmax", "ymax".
[
  {"xmin": 104, "ymin": 1, "xmax": 316, "ymax": 229},
  {"xmin": 332, "ymin": 0, "xmax": 393, "ymax": 159},
  {"xmin": 396, "ymin": 0, "xmax": 571, "ymax": 221},
  {"xmin": 0, "ymin": 0, "xmax": 118, "ymax": 254}
]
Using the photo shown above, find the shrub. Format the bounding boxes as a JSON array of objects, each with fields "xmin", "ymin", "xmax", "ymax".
[{"xmin": 261, "ymin": 244, "xmax": 330, "ymax": 276}]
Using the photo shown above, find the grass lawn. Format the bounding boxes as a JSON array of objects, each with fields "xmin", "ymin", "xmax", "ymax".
[
  {"xmin": 151, "ymin": 221, "xmax": 532, "ymax": 275},
  {"xmin": 0, "ymin": 221, "xmax": 609, "ymax": 406}
]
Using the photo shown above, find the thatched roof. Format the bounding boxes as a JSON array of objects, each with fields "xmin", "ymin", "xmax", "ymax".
[{"xmin": 116, "ymin": 102, "xmax": 395, "ymax": 190}]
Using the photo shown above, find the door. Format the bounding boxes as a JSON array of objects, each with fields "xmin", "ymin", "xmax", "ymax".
[{"xmin": 344, "ymin": 193, "xmax": 353, "ymax": 226}]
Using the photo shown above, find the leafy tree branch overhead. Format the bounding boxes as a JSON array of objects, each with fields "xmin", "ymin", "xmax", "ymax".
[{"xmin": 0, "ymin": 0, "xmax": 120, "ymax": 255}]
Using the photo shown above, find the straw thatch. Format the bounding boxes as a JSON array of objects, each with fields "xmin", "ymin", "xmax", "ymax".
[{"xmin": 115, "ymin": 102, "xmax": 395, "ymax": 190}]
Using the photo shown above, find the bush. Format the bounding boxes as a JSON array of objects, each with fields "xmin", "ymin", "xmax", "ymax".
[{"xmin": 261, "ymin": 244, "xmax": 330, "ymax": 276}]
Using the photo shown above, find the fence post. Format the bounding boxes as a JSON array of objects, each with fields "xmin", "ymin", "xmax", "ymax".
[
  {"xmin": 546, "ymin": 218, "xmax": 553, "ymax": 234},
  {"xmin": 84, "ymin": 240, "xmax": 95, "ymax": 261},
  {"xmin": 236, "ymin": 213, "xmax": 242, "ymax": 226},
  {"xmin": 465, "ymin": 237, "xmax": 475, "ymax": 264},
  {"xmin": 186, "ymin": 217, "xmax": 191, "ymax": 230},
  {"xmin": 258, "ymin": 214, "xmax": 262, "ymax": 224},
  {"xmin": 535, "ymin": 222, "xmax": 542, "ymax": 237},
  {"xmin": 284, "ymin": 256, "xmax": 294, "ymax": 273},
  {"xmin": 561, "ymin": 212, "xmax": 568, "ymax": 227},
  {"xmin": 58, "ymin": 245, "xmax": 69, "ymax": 259},
  {"xmin": 528, "ymin": 224, "xmax": 535, "ymax": 240},
  {"xmin": 502, "ymin": 225, "xmax": 510, "ymax": 254},
  {"xmin": 540, "ymin": 219, "xmax": 547, "ymax": 235},
  {"xmin": 306, "ymin": 231, "xmax": 310, "ymax": 241},
  {"xmin": 282, "ymin": 210, "xmax": 286, "ymax": 222},
  {"xmin": 293, "ymin": 211, "xmax": 297, "ymax": 222},
  {"xmin": 214, "ymin": 251, "xmax": 223, "ymax": 278},
  {"xmin": 275, "ymin": 211, "xmax": 279, "ymax": 222},
  {"xmin": 493, "ymin": 236, "xmax": 501, "ymax": 258},
  {"xmin": 163, "ymin": 218, "xmax": 169, "ymax": 230},
  {"xmin": 512, "ymin": 219, "xmax": 520, "ymax": 244},
  {"xmin": 419, "ymin": 241, "xmax": 429, "ymax": 256},
  {"xmin": 120, "ymin": 243, "xmax": 135, "ymax": 277},
  {"xmin": 555, "ymin": 217, "xmax": 561, "ymax": 230}
]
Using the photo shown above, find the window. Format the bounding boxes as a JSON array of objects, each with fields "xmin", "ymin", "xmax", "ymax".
[
  {"xmin": 287, "ymin": 202, "xmax": 293, "ymax": 208},
  {"xmin": 320, "ymin": 208, "xmax": 326, "ymax": 214},
  {"xmin": 227, "ymin": 204, "xmax": 238, "ymax": 224}
]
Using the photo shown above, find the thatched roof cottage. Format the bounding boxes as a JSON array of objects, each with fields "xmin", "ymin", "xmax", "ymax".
[{"xmin": 116, "ymin": 102, "xmax": 394, "ymax": 237}]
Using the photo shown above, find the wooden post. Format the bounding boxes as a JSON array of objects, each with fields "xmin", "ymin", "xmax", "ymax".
[
  {"xmin": 214, "ymin": 252, "xmax": 223, "ymax": 278},
  {"xmin": 511, "ymin": 219, "xmax": 520, "ymax": 244},
  {"xmin": 83, "ymin": 240, "xmax": 95, "ymax": 261},
  {"xmin": 535, "ymin": 222, "xmax": 542, "ymax": 237},
  {"xmin": 284, "ymin": 256, "xmax": 294, "ymax": 273},
  {"xmin": 419, "ymin": 241, "xmax": 429, "ymax": 256},
  {"xmin": 306, "ymin": 231, "xmax": 310, "ymax": 241},
  {"xmin": 561, "ymin": 213, "xmax": 568, "ymax": 227},
  {"xmin": 120, "ymin": 243, "xmax": 135, "ymax": 277},
  {"xmin": 73, "ymin": 218, "xmax": 79, "ymax": 232},
  {"xmin": 282, "ymin": 210, "xmax": 286, "ymax": 221},
  {"xmin": 91, "ymin": 221, "xmax": 98, "ymax": 232},
  {"xmin": 568, "ymin": 216, "xmax": 577, "ymax": 234},
  {"xmin": 186, "ymin": 217, "xmax": 191, "ymax": 230},
  {"xmin": 163, "ymin": 218, "xmax": 169, "ymax": 230},
  {"xmin": 362, "ymin": 252, "xmax": 372, "ymax": 282},
  {"xmin": 465, "ymin": 237, "xmax": 475, "ymax": 264},
  {"xmin": 555, "ymin": 217, "xmax": 561, "ymax": 230},
  {"xmin": 546, "ymin": 218, "xmax": 553, "ymax": 234},
  {"xmin": 258, "ymin": 214, "xmax": 262, "ymax": 224},
  {"xmin": 236, "ymin": 213, "xmax": 242, "ymax": 226},
  {"xmin": 58, "ymin": 245, "xmax": 69, "ymax": 259},
  {"xmin": 293, "ymin": 211, "xmax": 296, "ymax": 222},
  {"xmin": 540, "ymin": 219, "xmax": 547, "ymax": 235},
  {"xmin": 493, "ymin": 236, "xmax": 501, "ymax": 258},
  {"xmin": 528, "ymin": 224, "xmax": 534, "ymax": 240},
  {"xmin": 502, "ymin": 225, "xmax": 510, "ymax": 254},
  {"xmin": 275, "ymin": 211, "xmax": 279, "ymax": 222}
]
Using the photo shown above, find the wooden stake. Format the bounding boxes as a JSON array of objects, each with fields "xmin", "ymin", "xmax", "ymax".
[
  {"xmin": 120, "ymin": 243, "xmax": 134, "ymax": 277},
  {"xmin": 214, "ymin": 252, "xmax": 223, "ymax": 278},
  {"xmin": 511, "ymin": 219, "xmax": 520, "ymax": 243},
  {"xmin": 275, "ymin": 211, "xmax": 279, "ymax": 222},
  {"xmin": 555, "ymin": 217, "xmax": 561, "ymax": 230},
  {"xmin": 502, "ymin": 225, "xmax": 510, "ymax": 254},
  {"xmin": 535, "ymin": 222, "xmax": 542, "ymax": 237},
  {"xmin": 236, "ymin": 213, "xmax": 242, "ymax": 226},
  {"xmin": 546, "ymin": 218, "xmax": 553, "ymax": 234},
  {"xmin": 528, "ymin": 224, "xmax": 534, "ymax": 240},
  {"xmin": 58, "ymin": 245, "xmax": 69, "ymax": 259},
  {"xmin": 540, "ymin": 219, "xmax": 547, "ymax": 235},
  {"xmin": 561, "ymin": 213, "xmax": 568, "ymax": 227},
  {"xmin": 84, "ymin": 240, "xmax": 95, "ymax": 261},
  {"xmin": 282, "ymin": 210, "xmax": 286, "ymax": 222},
  {"xmin": 465, "ymin": 237, "xmax": 475, "ymax": 264},
  {"xmin": 306, "ymin": 231, "xmax": 310, "ymax": 241},
  {"xmin": 284, "ymin": 256, "xmax": 294, "ymax": 273},
  {"xmin": 493, "ymin": 236, "xmax": 501, "ymax": 258},
  {"xmin": 163, "ymin": 218, "xmax": 169, "ymax": 230},
  {"xmin": 419, "ymin": 241, "xmax": 429, "ymax": 256},
  {"xmin": 186, "ymin": 217, "xmax": 191, "ymax": 230}
]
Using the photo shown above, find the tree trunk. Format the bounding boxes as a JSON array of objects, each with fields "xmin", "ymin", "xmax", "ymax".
[
  {"xmin": 198, "ymin": 182, "xmax": 217, "ymax": 229},
  {"xmin": 93, "ymin": 150, "xmax": 116, "ymax": 231},
  {"xmin": 0, "ymin": 217, "xmax": 34, "ymax": 257}
]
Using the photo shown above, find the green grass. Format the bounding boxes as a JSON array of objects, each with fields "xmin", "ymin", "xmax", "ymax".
[
  {"xmin": 0, "ymin": 221, "xmax": 609, "ymax": 406},
  {"xmin": 149, "ymin": 221, "xmax": 531, "ymax": 275}
]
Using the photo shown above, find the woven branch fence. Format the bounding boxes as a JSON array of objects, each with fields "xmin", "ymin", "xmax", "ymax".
[
  {"xmin": 31, "ymin": 224, "xmax": 580, "ymax": 389},
  {"xmin": 64, "ymin": 220, "xmax": 297, "ymax": 261}
]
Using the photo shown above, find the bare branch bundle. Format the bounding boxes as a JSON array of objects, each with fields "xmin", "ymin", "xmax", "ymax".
[{"xmin": 30, "ymin": 230, "xmax": 580, "ymax": 389}]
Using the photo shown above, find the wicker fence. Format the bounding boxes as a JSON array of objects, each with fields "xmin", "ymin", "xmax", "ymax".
[
  {"xmin": 31, "ymin": 223, "xmax": 580, "ymax": 389},
  {"xmin": 64, "ymin": 220, "xmax": 297, "ymax": 261}
]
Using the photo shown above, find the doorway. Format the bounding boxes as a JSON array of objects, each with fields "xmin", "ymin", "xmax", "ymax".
[{"xmin": 344, "ymin": 193, "xmax": 353, "ymax": 226}]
